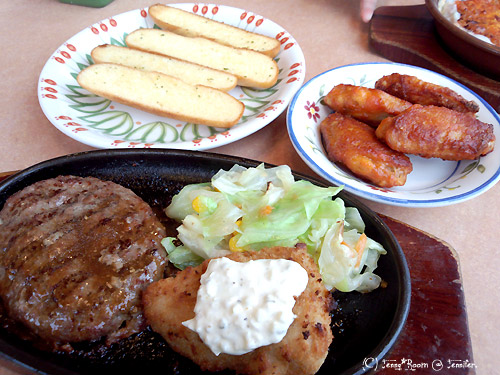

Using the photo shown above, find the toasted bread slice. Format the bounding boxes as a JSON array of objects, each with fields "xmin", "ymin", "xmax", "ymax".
[
  {"xmin": 91, "ymin": 44, "xmax": 237, "ymax": 92},
  {"xmin": 77, "ymin": 63, "xmax": 244, "ymax": 128},
  {"xmin": 148, "ymin": 4, "xmax": 281, "ymax": 58},
  {"xmin": 126, "ymin": 28, "xmax": 279, "ymax": 89}
]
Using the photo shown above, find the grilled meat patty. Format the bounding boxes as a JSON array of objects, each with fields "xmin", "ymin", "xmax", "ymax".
[{"xmin": 0, "ymin": 175, "xmax": 167, "ymax": 349}]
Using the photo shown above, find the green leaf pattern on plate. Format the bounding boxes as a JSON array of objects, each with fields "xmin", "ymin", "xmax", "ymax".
[
  {"xmin": 80, "ymin": 111, "xmax": 133, "ymax": 135},
  {"xmin": 431, "ymin": 160, "xmax": 486, "ymax": 194}
]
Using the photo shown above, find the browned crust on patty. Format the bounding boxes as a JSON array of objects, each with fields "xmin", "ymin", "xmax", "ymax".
[{"xmin": 0, "ymin": 175, "xmax": 167, "ymax": 349}]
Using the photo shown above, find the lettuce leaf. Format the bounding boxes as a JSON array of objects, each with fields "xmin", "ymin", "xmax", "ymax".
[{"xmin": 163, "ymin": 164, "xmax": 386, "ymax": 293}]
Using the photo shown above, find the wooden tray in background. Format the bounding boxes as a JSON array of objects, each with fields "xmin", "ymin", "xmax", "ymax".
[
  {"xmin": 0, "ymin": 172, "xmax": 475, "ymax": 374},
  {"xmin": 369, "ymin": 4, "xmax": 500, "ymax": 114}
]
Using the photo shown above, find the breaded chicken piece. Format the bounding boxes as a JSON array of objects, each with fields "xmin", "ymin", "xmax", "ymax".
[
  {"xmin": 143, "ymin": 245, "xmax": 333, "ymax": 375},
  {"xmin": 457, "ymin": 0, "xmax": 500, "ymax": 47},
  {"xmin": 375, "ymin": 73, "xmax": 480, "ymax": 113},
  {"xmin": 376, "ymin": 104, "xmax": 496, "ymax": 160},
  {"xmin": 323, "ymin": 84, "xmax": 412, "ymax": 127},
  {"xmin": 320, "ymin": 113, "xmax": 413, "ymax": 188}
]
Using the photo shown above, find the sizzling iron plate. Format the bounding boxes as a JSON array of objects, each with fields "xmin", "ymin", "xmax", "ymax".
[{"xmin": 0, "ymin": 149, "xmax": 410, "ymax": 375}]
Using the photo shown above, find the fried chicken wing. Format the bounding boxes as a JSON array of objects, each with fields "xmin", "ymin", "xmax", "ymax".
[
  {"xmin": 376, "ymin": 104, "xmax": 496, "ymax": 160},
  {"xmin": 143, "ymin": 245, "xmax": 333, "ymax": 375},
  {"xmin": 375, "ymin": 73, "xmax": 480, "ymax": 113},
  {"xmin": 320, "ymin": 112, "xmax": 413, "ymax": 187},
  {"xmin": 323, "ymin": 84, "xmax": 412, "ymax": 127}
]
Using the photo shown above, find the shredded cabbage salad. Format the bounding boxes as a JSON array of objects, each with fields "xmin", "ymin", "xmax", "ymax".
[{"xmin": 163, "ymin": 164, "xmax": 386, "ymax": 293}]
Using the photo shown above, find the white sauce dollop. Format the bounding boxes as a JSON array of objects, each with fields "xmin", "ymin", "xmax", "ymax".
[{"xmin": 182, "ymin": 257, "xmax": 309, "ymax": 356}]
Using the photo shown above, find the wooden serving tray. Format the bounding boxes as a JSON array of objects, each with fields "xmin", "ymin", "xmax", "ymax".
[
  {"xmin": 377, "ymin": 215, "xmax": 474, "ymax": 374},
  {"xmin": 0, "ymin": 172, "xmax": 474, "ymax": 374},
  {"xmin": 369, "ymin": 4, "xmax": 500, "ymax": 114}
]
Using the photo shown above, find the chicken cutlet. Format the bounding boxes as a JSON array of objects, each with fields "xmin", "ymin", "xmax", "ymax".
[
  {"xmin": 375, "ymin": 73, "xmax": 480, "ymax": 113},
  {"xmin": 143, "ymin": 245, "xmax": 334, "ymax": 375},
  {"xmin": 323, "ymin": 84, "xmax": 412, "ymax": 127},
  {"xmin": 320, "ymin": 112, "xmax": 413, "ymax": 187},
  {"xmin": 376, "ymin": 104, "xmax": 496, "ymax": 160},
  {"xmin": 456, "ymin": 0, "xmax": 500, "ymax": 47}
]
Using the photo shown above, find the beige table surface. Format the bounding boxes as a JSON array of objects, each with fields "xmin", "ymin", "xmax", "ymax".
[{"xmin": 0, "ymin": 0, "xmax": 497, "ymax": 374}]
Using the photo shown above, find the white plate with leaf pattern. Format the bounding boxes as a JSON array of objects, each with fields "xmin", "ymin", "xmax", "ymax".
[
  {"xmin": 286, "ymin": 62, "xmax": 500, "ymax": 207},
  {"xmin": 38, "ymin": 4, "xmax": 305, "ymax": 150}
]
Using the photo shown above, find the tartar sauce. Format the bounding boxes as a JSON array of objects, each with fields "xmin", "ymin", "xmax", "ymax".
[{"xmin": 182, "ymin": 257, "xmax": 308, "ymax": 356}]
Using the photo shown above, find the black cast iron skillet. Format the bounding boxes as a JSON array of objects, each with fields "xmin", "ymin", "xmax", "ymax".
[{"xmin": 0, "ymin": 149, "xmax": 411, "ymax": 375}]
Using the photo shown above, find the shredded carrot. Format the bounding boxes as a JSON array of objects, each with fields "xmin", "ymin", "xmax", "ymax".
[
  {"xmin": 354, "ymin": 233, "xmax": 368, "ymax": 269},
  {"xmin": 259, "ymin": 205, "xmax": 273, "ymax": 216}
]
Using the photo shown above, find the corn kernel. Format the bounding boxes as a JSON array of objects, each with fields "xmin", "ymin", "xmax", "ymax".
[
  {"xmin": 229, "ymin": 235, "xmax": 245, "ymax": 252},
  {"xmin": 192, "ymin": 196, "xmax": 202, "ymax": 213}
]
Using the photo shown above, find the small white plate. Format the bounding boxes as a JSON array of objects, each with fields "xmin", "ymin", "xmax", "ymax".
[
  {"xmin": 286, "ymin": 62, "xmax": 500, "ymax": 207},
  {"xmin": 38, "ymin": 4, "xmax": 305, "ymax": 150}
]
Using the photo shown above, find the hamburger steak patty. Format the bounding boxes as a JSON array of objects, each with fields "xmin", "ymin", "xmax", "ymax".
[{"xmin": 0, "ymin": 175, "xmax": 167, "ymax": 349}]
